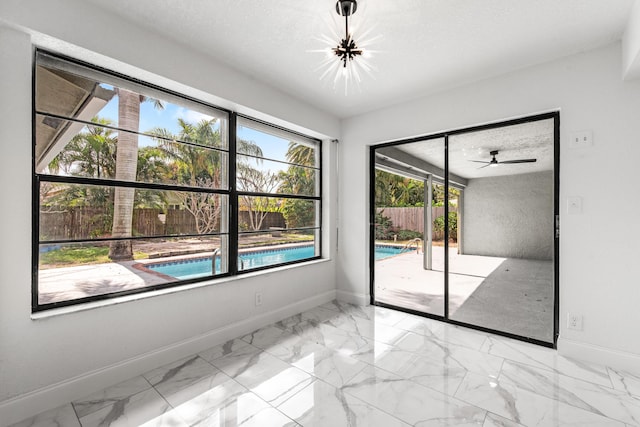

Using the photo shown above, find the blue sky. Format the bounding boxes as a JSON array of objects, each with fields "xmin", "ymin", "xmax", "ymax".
[{"xmin": 98, "ymin": 91, "xmax": 290, "ymax": 174}]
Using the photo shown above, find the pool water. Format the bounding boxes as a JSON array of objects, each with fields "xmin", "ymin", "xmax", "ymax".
[
  {"xmin": 148, "ymin": 245, "xmax": 316, "ymax": 279},
  {"xmin": 148, "ymin": 244, "xmax": 412, "ymax": 280},
  {"xmin": 240, "ymin": 245, "xmax": 316, "ymax": 270},
  {"xmin": 149, "ymin": 257, "xmax": 222, "ymax": 280},
  {"xmin": 375, "ymin": 245, "xmax": 415, "ymax": 260}
]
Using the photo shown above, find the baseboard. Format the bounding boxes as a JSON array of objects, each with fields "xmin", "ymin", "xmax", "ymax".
[
  {"xmin": 557, "ymin": 336, "xmax": 640, "ymax": 374},
  {"xmin": 336, "ymin": 289, "xmax": 369, "ymax": 306},
  {"xmin": 0, "ymin": 290, "xmax": 336, "ymax": 427}
]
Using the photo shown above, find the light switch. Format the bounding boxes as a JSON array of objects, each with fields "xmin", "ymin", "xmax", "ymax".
[{"xmin": 567, "ymin": 197, "xmax": 582, "ymax": 214}]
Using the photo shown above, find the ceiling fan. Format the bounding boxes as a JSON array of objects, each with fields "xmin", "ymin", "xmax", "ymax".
[{"xmin": 470, "ymin": 150, "xmax": 537, "ymax": 169}]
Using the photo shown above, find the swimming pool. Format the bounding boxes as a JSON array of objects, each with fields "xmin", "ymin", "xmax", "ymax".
[
  {"xmin": 147, "ymin": 245, "xmax": 316, "ymax": 279},
  {"xmin": 240, "ymin": 245, "xmax": 316, "ymax": 270},
  {"xmin": 147, "ymin": 244, "xmax": 413, "ymax": 280},
  {"xmin": 375, "ymin": 245, "xmax": 416, "ymax": 260}
]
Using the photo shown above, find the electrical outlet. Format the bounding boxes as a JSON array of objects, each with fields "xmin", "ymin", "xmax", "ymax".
[
  {"xmin": 255, "ymin": 292, "xmax": 263, "ymax": 306},
  {"xmin": 567, "ymin": 313, "xmax": 583, "ymax": 331},
  {"xmin": 569, "ymin": 131, "xmax": 593, "ymax": 148}
]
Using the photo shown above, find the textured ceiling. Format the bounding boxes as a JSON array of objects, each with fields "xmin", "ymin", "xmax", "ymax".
[
  {"xmin": 393, "ymin": 119, "xmax": 554, "ymax": 179},
  {"xmin": 84, "ymin": 0, "xmax": 634, "ymax": 118}
]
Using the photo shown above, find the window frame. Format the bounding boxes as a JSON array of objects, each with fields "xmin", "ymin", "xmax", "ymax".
[
  {"xmin": 32, "ymin": 49, "xmax": 323, "ymax": 312},
  {"xmin": 235, "ymin": 115, "xmax": 322, "ymax": 274}
]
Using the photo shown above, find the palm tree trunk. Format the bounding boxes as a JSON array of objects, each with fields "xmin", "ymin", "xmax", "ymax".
[{"xmin": 109, "ymin": 89, "xmax": 140, "ymax": 260}]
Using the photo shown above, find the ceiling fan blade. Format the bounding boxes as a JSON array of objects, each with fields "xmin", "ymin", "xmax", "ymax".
[
  {"xmin": 469, "ymin": 160, "xmax": 491, "ymax": 164},
  {"xmin": 478, "ymin": 163, "xmax": 491, "ymax": 169},
  {"xmin": 499, "ymin": 159, "xmax": 537, "ymax": 164}
]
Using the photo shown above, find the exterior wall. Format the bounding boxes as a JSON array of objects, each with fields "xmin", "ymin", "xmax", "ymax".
[
  {"xmin": 339, "ymin": 43, "xmax": 640, "ymax": 370},
  {"xmin": 0, "ymin": 1, "xmax": 340, "ymax": 422},
  {"xmin": 463, "ymin": 171, "xmax": 553, "ymax": 260}
]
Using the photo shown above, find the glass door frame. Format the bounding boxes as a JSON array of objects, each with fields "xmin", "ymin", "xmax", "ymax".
[{"xmin": 369, "ymin": 111, "xmax": 560, "ymax": 348}]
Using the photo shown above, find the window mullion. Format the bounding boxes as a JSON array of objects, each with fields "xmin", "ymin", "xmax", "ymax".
[{"xmin": 229, "ymin": 113, "xmax": 239, "ymax": 275}]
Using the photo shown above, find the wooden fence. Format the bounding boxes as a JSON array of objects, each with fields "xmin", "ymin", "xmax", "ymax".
[
  {"xmin": 40, "ymin": 207, "xmax": 286, "ymax": 241},
  {"xmin": 238, "ymin": 211, "xmax": 286, "ymax": 231},
  {"xmin": 377, "ymin": 206, "xmax": 457, "ymax": 235}
]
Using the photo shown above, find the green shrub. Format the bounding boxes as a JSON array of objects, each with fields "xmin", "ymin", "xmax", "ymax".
[
  {"xmin": 375, "ymin": 211, "xmax": 395, "ymax": 240},
  {"xmin": 433, "ymin": 215, "xmax": 444, "ymax": 232},
  {"xmin": 397, "ymin": 229, "xmax": 422, "ymax": 240},
  {"xmin": 433, "ymin": 212, "xmax": 458, "ymax": 240},
  {"xmin": 282, "ymin": 199, "xmax": 314, "ymax": 229}
]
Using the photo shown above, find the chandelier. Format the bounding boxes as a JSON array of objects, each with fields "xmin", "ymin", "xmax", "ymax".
[
  {"xmin": 313, "ymin": 0, "xmax": 379, "ymax": 94},
  {"xmin": 334, "ymin": 0, "xmax": 362, "ymax": 66}
]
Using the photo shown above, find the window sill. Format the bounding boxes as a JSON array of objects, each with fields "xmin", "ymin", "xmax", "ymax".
[{"xmin": 31, "ymin": 257, "xmax": 330, "ymax": 320}]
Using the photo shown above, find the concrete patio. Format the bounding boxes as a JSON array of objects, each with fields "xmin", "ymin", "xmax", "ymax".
[
  {"xmin": 374, "ymin": 246, "xmax": 554, "ymax": 342},
  {"xmin": 38, "ymin": 256, "xmax": 183, "ymax": 305},
  {"xmin": 38, "ymin": 239, "xmax": 315, "ymax": 305}
]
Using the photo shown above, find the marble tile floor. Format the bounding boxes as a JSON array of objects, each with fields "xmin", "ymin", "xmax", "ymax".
[{"xmin": 10, "ymin": 300, "xmax": 640, "ymax": 427}]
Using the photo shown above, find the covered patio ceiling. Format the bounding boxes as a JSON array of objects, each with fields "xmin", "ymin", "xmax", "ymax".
[
  {"xmin": 376, "ymin": 118, "xmax": 555, "ymax": 183},
  {"xmin": 35, "ymin": 61, "xmax": 115, "ymax": 173}
]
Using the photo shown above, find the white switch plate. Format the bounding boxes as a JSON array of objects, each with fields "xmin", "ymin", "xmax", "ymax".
[
  {"xmin": 567, "ymin": 197, "xmax": 582, "ymax": 214},
  {"xmin": 570, "ymin": 130, "xmax": 593, "ymax": 148}
]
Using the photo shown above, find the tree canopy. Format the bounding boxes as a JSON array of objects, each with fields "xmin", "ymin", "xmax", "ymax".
[
  {"xmin": 46, "ymin": 118, "xmax": 319, "ymax": 236},
  {"xmin": 279, "ymin": 142, "xmax": 316, "ymax": 229},
  {"xmin": 375, "ymin": 169, "xmax": 459, "ymax": 207}
]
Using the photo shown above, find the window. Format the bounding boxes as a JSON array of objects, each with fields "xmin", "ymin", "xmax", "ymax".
[
  {"xmin": 33, "ymin": 51, "xmax": 322, "ymax": 311},
  {"xmin": 236, "ymin": 118, "xmax": 322, "ymax": 271}
]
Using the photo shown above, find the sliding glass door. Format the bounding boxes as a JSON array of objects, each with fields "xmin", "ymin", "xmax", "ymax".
[
  {"xmin": 373, "ymin": 138, "xmax": 445, "ymax": 317},
  {"xmin": 370, "ymin": 113, "xmax": 559, "ymax": 346},
  {"xmin": 447, "ymin": 121, "xmax": 555, "ymax": 343}
]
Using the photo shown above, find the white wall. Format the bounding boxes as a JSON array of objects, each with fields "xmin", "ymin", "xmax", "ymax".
[
  {"xmin": 0, "ymin": 1, "xmax": 340, "ymax": 423},
  {"xmin": 463, "ymin": 171, "xmax": 554, "ymax": 260},
  {"xmin": 339, "ymin": 43, "xmax": 640, "ymax": 368},
  {"xmin": 623, "ymin": 0, "xmax": 640, "ymax": 80}
]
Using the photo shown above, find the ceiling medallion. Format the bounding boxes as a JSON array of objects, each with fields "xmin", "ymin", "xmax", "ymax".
[{"xmin": 312, "ymin": 0, "xmax": 380, "ymax": 94}]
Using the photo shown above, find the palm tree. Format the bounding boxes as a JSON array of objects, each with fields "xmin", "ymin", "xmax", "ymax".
[
  {"xmin": 279, "ymin": 142, "xmax": 316, "ymax": 195},
  {"xmin": 109, "ymin": 90, "xmax": 163, "ymax": 260},
  {"xmin": 42, "ymin": 117, "xmax": 117, "ymax": 216},
  {"xmin": 55, "ymin": 117, "xmax": 117, "ymax": 179},
  {"xmin": 41, "ymin": 115, "xmax": 172, "ymax": 241},
  {"xmin": 150, "ymin": 118, "xmax": 224, "ymax": 188},
  {"xmin": 149, "ymin": 118, "xmax": 264, "ymax": 234},
  {"xmin": 285, "ymin": 142, "xmax": 316, "ymax": 167},
  {"xmin": 374, "ymin": 170, "xmax": 426, "ymax": 207},
  {"xmin": 279, "ymin": 142, "xmax": 317, "ymax": 228},
  {"xmin": 50, "ymin": 116, "xmax": 170, "ymax": 208},
  {"xmin": 133, "ymin": 146, "xmax": 172, "ymax": 210},
  {"xmin": 153, "ymin": 118, "xmax": 223, "ymax": 234}
]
